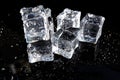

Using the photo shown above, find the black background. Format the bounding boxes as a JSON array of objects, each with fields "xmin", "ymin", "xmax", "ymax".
[{"xmin": 0, "ymin": 0, "xmax": 120, "ymax": 80}]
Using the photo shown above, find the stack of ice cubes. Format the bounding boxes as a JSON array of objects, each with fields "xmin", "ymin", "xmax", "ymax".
[
  {"xmin": 20, "ymin": 5, "xmax": 54, "ymax": 63},
  {"xmin": 52, "ymin": 9, "xmax": 81, "ymax": 59},
  {"xmin": 20, "ymin": 5, "xmax": 105, "ymax": 63}
]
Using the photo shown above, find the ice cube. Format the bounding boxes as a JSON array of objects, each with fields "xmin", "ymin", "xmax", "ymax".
[
  {"xmin": 27, "ymin": 40, "xmax": 54, "ymax": 63},
  {"xmin": 57, "ymin": 8, "xmax": 81, "ymax": 31},
  {"xmin": 78, "ymin": 13, "xmax": 105, "ymax": 44},
  {"xmin": 52, "ymin": 29, "xmax": 79, "ymax": 59},
  {"xmin": 20, "ymin": 5, "xmax": 54, "ymax": 43}
]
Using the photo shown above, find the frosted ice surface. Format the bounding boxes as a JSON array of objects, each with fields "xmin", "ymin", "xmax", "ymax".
[
  {"xmin": 78, "ymin": 13, "xmax": 105, "ymax": 44},
  {"xmin": 57, "ymin": 8, "xmax": 81, "ymax": 31},
  {"xmin": 27, "ymin": 40, "xmax": 54, "ymax": 63},
  {"xmin": 20, "ymin": 5, "xmax": 54, "ymax": 43},
  {"xmin": 52, "ymin": 29, "xmax": 79, "ymax": 59}
]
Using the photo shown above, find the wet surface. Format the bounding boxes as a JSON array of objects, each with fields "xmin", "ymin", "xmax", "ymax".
[{"xmin": 0, "ymin": 0, "xmax": 120, "ymax": 80}]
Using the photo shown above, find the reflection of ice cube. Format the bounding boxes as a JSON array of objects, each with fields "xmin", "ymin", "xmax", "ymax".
[
  {"xmin": 78, "ymin": 13, "xmax": 105, "ymax": 44},
  {"xmin": 27, "ymin": 40, "xmax": 54, "ymax": 63},
  {"xmin": 57, "ymin": 8, "xmax": 81, "ymax": 31},
  {"xmin": 20, "ymin": 5, "xmax": 54, "ymax": 43},
  {"xmin": 52, "ymin": 29, "xmax": 79, "ymax": 59}
]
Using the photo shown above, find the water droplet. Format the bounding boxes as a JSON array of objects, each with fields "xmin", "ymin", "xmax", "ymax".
[
  {"xmin": 1, "ymin": 67, "xmax": 5, "ymax": 71},
  {"xmin": 0, "ymin": 31, "xmax": 2, "ymax": 33},
  {"xmin": 11, "ymin": 45, "xmax": 14, "ymax": 48},
  {"xmin": 16, "ymin": 43, "xmax": 19, "ymax": 46},
  {"xmin": 14, "ymin": 56, "xmax": 17, "ymax": 59}
]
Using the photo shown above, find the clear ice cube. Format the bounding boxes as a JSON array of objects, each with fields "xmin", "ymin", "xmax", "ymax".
[
  {"xmin": 57, "ymin": 8, "xmax": 81, "ymax": 31},
  {"xmin": 78, "ymin": 13, "xmax": 105, "ymax": 44},
  {"xmin": 20, "ymin": 5, "xmax": 54, "ymax": 43},
  {"xmin": 52, "ymin": 29, "xmax": 79, "ymax": 59},
  {"xmin": 27, "ymin": 40, "xmax": 54, "ymax": 63}
]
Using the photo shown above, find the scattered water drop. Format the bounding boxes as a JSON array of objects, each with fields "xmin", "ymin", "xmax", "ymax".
[
  {"xmin": 10, "ymin": 45, "xmax": 14, "ymax": 48},
  {"xmin": 1, "ymin": 67, "xmax": 5, "ymax": 71}
]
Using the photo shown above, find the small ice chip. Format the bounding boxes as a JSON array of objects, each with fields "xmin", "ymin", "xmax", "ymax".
[{"xmin": 78, "ymin": 13, "xmax": 105, "ymax": 44}]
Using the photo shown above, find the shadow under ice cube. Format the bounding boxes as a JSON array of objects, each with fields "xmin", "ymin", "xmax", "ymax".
[
  {"xmin": 52, "ymin": 29, "xmax": 79, "ymax": 59},
  {"xmin": 78, "ymin": 13, "xmax": 105, "ymax": 44},
  {"xmin": 57, "ymin": 8, "xmax": 81, "ymax": 31},
  {"xmin": 20, "ymin": 5, "xmax": 54, "ymax": 43},
  {"xmin": 27, "ymin": 40, "xmax": 54, "ymax": 63}
]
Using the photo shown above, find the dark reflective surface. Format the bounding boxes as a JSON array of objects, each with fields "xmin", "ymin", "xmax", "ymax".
[{"xmin": 0, "ymin": 0, "xmax": 120, "ymax": 80}]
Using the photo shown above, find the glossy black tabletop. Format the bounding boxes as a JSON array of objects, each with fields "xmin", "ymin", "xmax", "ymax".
[{"xmin": 0, "ymin": 0, "xmax": 120, "ymax": 80}]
